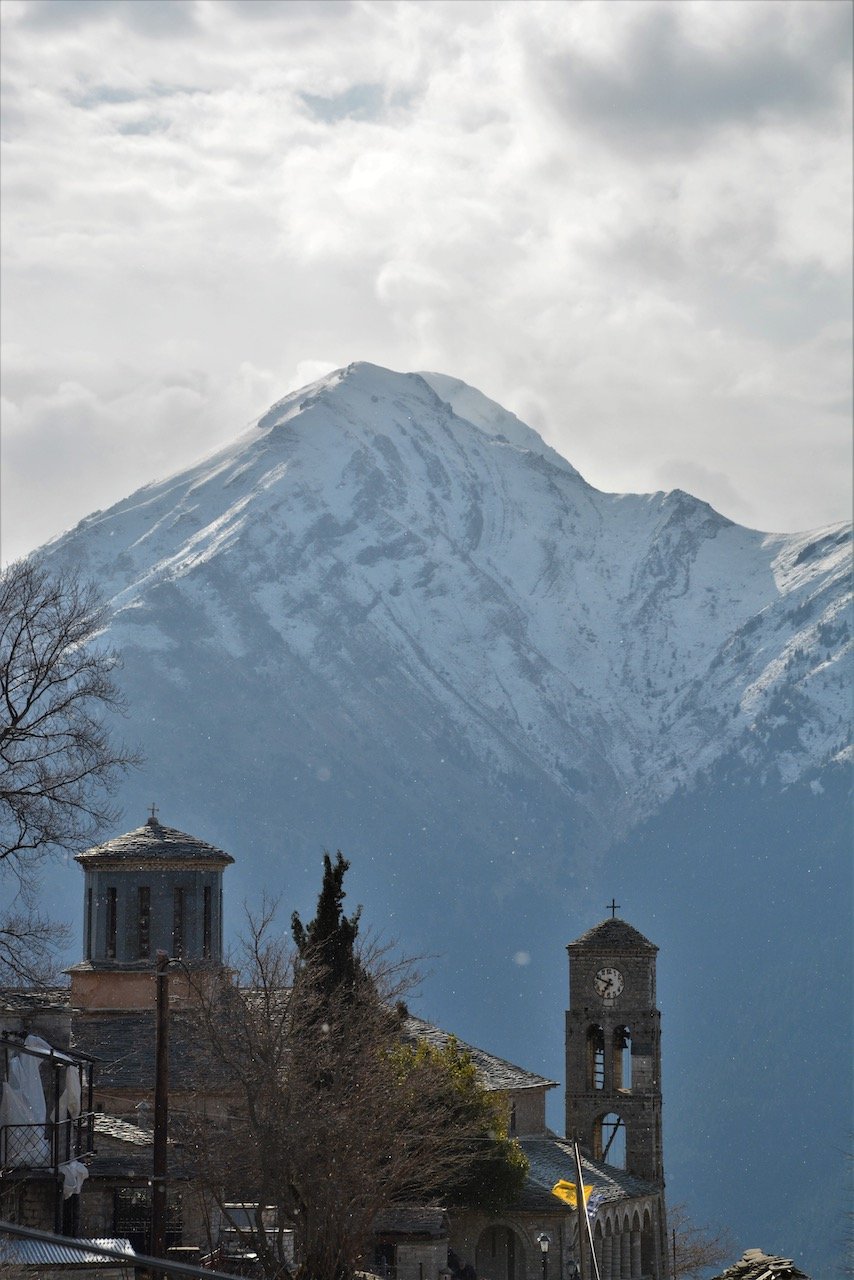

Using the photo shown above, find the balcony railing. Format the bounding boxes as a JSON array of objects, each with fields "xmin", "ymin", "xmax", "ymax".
[{"xmin": 0, "ymin": 1033, "xmax": 97, "ymax": 1176}]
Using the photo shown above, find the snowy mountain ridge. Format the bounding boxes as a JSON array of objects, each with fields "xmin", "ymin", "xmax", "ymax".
[
  {"xmin": 37, "ymin": 362, "xmax": 852, "ymax": 1273},
  {"xmin": 59, "ymin": 361, "xmax": 850, "ymax": 832}
]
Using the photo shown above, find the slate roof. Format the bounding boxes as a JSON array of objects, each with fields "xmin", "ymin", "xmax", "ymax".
[
  {"xmin": 711, "ymin": 1250, "xmax": 811, "ymax": 1280},
  {"xmin": 0, "ymin": 987, "xmax": 71, "ymax": 1013},
  {"xmin": 94, "ymin": 1113, "xmax": 153, "ymax": 1147},
  {"xmin": 402, "ymin": 1015, "xmax": 557, "ymax": 1093},
  {"xmin": 75, "ymin": 817, "xmax": 234, "ymax": 867},
  {"xmin": 373, "ymin": 1206, "xmax": 449, "ymax": 1238},
  {"xmin": 515, "ymin": 1134, "xmax": 658, "ymax": 1212},
  {"xmin": 72, "ymin": 1010, "xmax": 231, "ymax": 1092},
  {"xmin": 568, "ymin": 918, "xmax": 657, "ymax": 953}
]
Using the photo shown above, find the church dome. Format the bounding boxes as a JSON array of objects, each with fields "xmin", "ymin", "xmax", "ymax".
[
  {"xmin": 74, "ymin": 815, "xmax": 234, "ymax": 868},
  {"xmin": 567, "ymin": 917, "xmax": 657, "ymax": 953}
]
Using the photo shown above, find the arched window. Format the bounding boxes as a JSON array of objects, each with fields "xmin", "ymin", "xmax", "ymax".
[
  {"xmin": 594, "ymin": 1112, "xmax": 626, "ymax": 1168},
  {"xmin": 614, "ymin": 1025, "xmax": 631, "ymax": 1090},
  {"xmin": 587, "ymin": 1025, "xmax": 605, "ymax": 1089}
]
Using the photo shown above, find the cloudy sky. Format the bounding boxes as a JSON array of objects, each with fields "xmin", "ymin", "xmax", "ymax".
[{"xmin": 1, "ymin": 0, "xmax": 851, "ymax": 564}]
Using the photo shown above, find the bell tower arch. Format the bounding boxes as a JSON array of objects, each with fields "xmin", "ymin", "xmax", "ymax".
[{"xmin": 565, "ymin": 910, "xmax": 664, "ymax": 1185}]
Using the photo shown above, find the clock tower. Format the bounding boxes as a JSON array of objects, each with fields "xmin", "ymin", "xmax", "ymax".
[{"xmin": 565, "ymin": 911, "xmax": 664, "ymax": 1185}]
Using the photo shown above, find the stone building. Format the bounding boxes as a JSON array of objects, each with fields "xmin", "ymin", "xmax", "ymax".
[{"xmin": 1, "ymin": 816, "xmax": 671, "ymax": 1278}]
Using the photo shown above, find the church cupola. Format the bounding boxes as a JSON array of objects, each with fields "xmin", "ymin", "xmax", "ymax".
[
  {"xmin": 68, "ymin": 813, "xmax": 234, "ymax": 1011},
  {"xmin": 565, "ymin": 907, "xmax": 665, "ymax": 1187}
]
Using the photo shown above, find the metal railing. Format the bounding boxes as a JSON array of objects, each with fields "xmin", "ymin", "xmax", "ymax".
[{"xmin": 0, "ymin": 1033, "xmax": 97, "ymax": 1231}]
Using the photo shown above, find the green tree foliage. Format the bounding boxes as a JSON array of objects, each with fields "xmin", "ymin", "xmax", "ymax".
[
  {"xmin": 184, "ymin": 856, "xmax": 529, "ymax": 1280},
  {"xmin": 291, "ymin": 850, "xmax": 362, "ymax": 998},
  {"xmin": 391, "ymin": 1035, "xmax": 528, "ymax": 1214}
]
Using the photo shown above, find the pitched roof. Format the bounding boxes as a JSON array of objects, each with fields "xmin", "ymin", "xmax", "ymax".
[
  {"xmin": 567, "ymin": 918, "xmax": 657, "ymax": 953},
  {"xmin": 74, "ymin": 817, "xmax": 234, "ymax": 867},
  {"xmin": 516, "ymin": 1134, "xmax": 658, "ymax": 1211},
  {"xmin": 0, "ymin": 987, "xmax": 70, "ymax": 1013},
  {"xmin": 711, "ymin": 1250, "xmax": 811, "ymax": 1280},
  {"xmin": 403, "ymin": 1015, "xmax": 557, "ymax": 1092},
  {"xmin": 94, "ymin": 1113, "xmax": 153, "ymax": 1147},
  {"xmin": 71, "ymin": 1010, "xmax": 232, "ymax": 1092}
]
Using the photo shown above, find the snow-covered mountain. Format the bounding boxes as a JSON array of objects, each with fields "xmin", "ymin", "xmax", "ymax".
[{"xmin": 39, "ymin": 362, "xmax": 851, "ymax": 1274}]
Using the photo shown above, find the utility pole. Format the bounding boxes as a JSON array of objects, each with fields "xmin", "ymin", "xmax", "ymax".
[{"xmin": 151, "ymin": 950, "xmax": 170, "ymax": 1262}]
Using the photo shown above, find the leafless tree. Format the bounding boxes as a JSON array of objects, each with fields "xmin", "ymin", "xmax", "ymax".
[
  {"xmin": 179, "ymin": 894, "xmax": 525, "ymax": 1280},
  {"xmin": 0, "ymin": 906, "xmax": 70, "ymax": 986},
  {"xmin": 669, "ymin": 1202, "xmax": 736, "ymax": 1280},
  {"xmin": 0, "ymin": 557, "xmax": 137, "ymax": 981}
]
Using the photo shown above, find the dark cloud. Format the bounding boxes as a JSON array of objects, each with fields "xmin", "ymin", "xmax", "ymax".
[
  {"xmin": 17, "ymin": 0, "xmax": 199, "ymax": 35},
  {"xmin": 219, "ymin": 0, "xmax": 355, "ymax": 20},
  {"xmin": 539, "ymin": 2, "xmax": 852, "ymax": 150}
]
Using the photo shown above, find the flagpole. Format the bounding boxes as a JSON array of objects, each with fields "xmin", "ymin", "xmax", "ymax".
[
  {"xmin": 572, "ymin": 1140, "xmax": 590, "ymax": 1280},
  {"xmin": 572, "ymin": 1140, "xmax": 602, "ymax": 1280}
]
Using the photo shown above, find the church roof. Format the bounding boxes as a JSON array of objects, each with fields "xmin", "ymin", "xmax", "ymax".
[
  {"xmin": 71, "ymin": 1009, "xmax": 233, "ymax": 1092},
  {"xmin": 74, "ymin": 817, "xmax": 234, "ymax": 867},
  {"xmin": 402, "ymin": 1015, "xmax": 557, "ymax": 1093},
  {"xmin": 515, "ymin": 1133, "xmax": 658, "ymax": 1210},
  {"xmin": 567, "ymin": 918, "xmax": 657, "ymax": 953}
]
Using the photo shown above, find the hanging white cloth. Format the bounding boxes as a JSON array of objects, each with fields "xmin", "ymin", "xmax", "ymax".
[
  {"xmin": 0, "ymin": 1038, "xmax": 50, "ymax": 1167},
  {"xmin": 58, "ymin": 1159, "xmax": 90, "ymax": 1198}
]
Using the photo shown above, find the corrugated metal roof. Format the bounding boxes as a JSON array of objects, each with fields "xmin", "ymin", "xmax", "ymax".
[{"xmin": 0, "ymin": 1234, "xmax": 135, "ymax": 1266}]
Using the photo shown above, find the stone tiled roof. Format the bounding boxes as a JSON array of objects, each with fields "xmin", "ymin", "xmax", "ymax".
[
  {"xmin": 568, "ymin": 918, "xmax": 657, "ymax": 953},
  {"xmin": 373, "ymin": 1207, "xmax": 449, "ymax": 1238},
  {"xmin": 515, "ymin": 1134, "xmax": 658, "ymax": 1212},
  {"xmin": 94, "ymin": 1114, "xmax": 153, "ymax": 1147},
  {"xmin": 72, "ymin": 1010, "xmax": 231, "ymax": 1092},
  {"xmin": 0, "ymin": 988, "xmax": 71, "ymax": 1013},
  {"xmin": 403, "ymin": 1016, "xmax": 557, "ymax": 1092},
  {"xmin": 711, "ymin": 1250, "xmax": 811, "ymax": 1280},
  {"xmin": 75, "ymin": 817, "xmax": 234, "ymax": 866}
]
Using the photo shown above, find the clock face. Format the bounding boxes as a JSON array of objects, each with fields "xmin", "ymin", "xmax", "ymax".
[{"xmin": 594, "ymin": 966, "xmax": 624, "ymax": 999}]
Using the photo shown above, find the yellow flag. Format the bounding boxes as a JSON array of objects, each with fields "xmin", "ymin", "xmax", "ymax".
[{"xmin": 551, "ymin": 1178, "xmax": 594, "ymax": 1208}]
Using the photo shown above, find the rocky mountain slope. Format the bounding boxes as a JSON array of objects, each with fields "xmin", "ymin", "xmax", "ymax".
[{"xmin": 38, "ymin": 362, "xmax": 851, "ymax": 1274}]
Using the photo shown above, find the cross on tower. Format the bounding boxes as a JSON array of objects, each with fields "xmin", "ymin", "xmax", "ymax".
[
  {"xmin": 149, "ymin": 803, "xmax": 159, "ymax": 821},
  {"xmin": 607, "ymin": 898, "xmax": 620, "ymax": 918}
]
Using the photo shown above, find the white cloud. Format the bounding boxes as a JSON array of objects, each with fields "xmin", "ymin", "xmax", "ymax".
[{"xmin": 1, "ymin": 0, "xmax": 850, "ymax": 562}]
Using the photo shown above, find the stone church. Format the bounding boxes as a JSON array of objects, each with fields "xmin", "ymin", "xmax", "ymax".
[{"xmin": 1, "ymin": 815, "xmax": 670, "ymax": 1279}]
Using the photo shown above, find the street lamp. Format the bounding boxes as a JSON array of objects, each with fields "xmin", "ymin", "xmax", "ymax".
[{"xmin": 536, "ymin": 1232, "xmax": 551, "ymax": 1280}]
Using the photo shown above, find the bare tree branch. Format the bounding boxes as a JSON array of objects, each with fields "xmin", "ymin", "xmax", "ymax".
[
  {"xmin": 0, "ymin": 556, "xmax": 140, "ymax": 984},
  {"xmin": 0, "ymin": 557, "xmax": 139, "ymax": 872},
  {"xmin": 669, "ymin": 1202, "xmax": 737, "ymax": 1280},
  {"xmin": 178, "ymin": 879, "xmax": 526, "ymax": 1280}
]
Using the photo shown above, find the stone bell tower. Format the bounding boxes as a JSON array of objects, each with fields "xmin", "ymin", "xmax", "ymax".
[
  {"xmin": 69, "ymin": 813, "xmax": 234, "ymax": 1012},
  {"xmin": 565, "ymin": 909, "xmax": 664, "ymax": 1185}
]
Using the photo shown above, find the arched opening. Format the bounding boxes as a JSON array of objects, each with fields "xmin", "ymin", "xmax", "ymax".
[
  {"xmin": 594, "ymin": 1111, "xmax": 626, "ymax": 1168},
  {"xmin": 641, "ymin": 1208, "xmax": 656, "ymax": 1276},
  {"xmin": 475, "ymin": 1224, "xmax": 524, "ymax": 1280},
  {"xmin": 593, "ymin": 1219, "xmax": 604, "ymax": 1279},
  {"xmin": 587, "ymin": 1024, "xmax": 605, "ymax": 1089},
  {"xmin": 602, "ymin": 1218, "xmax": 615, "ymax": 1280},
  {"xmin": 613, "ymin": 1025, "xmax": 631, "ymax": 1090},
  {"xmin": 630, "ymin": 1210, "xmax": 642, "ymax": 1278}
]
